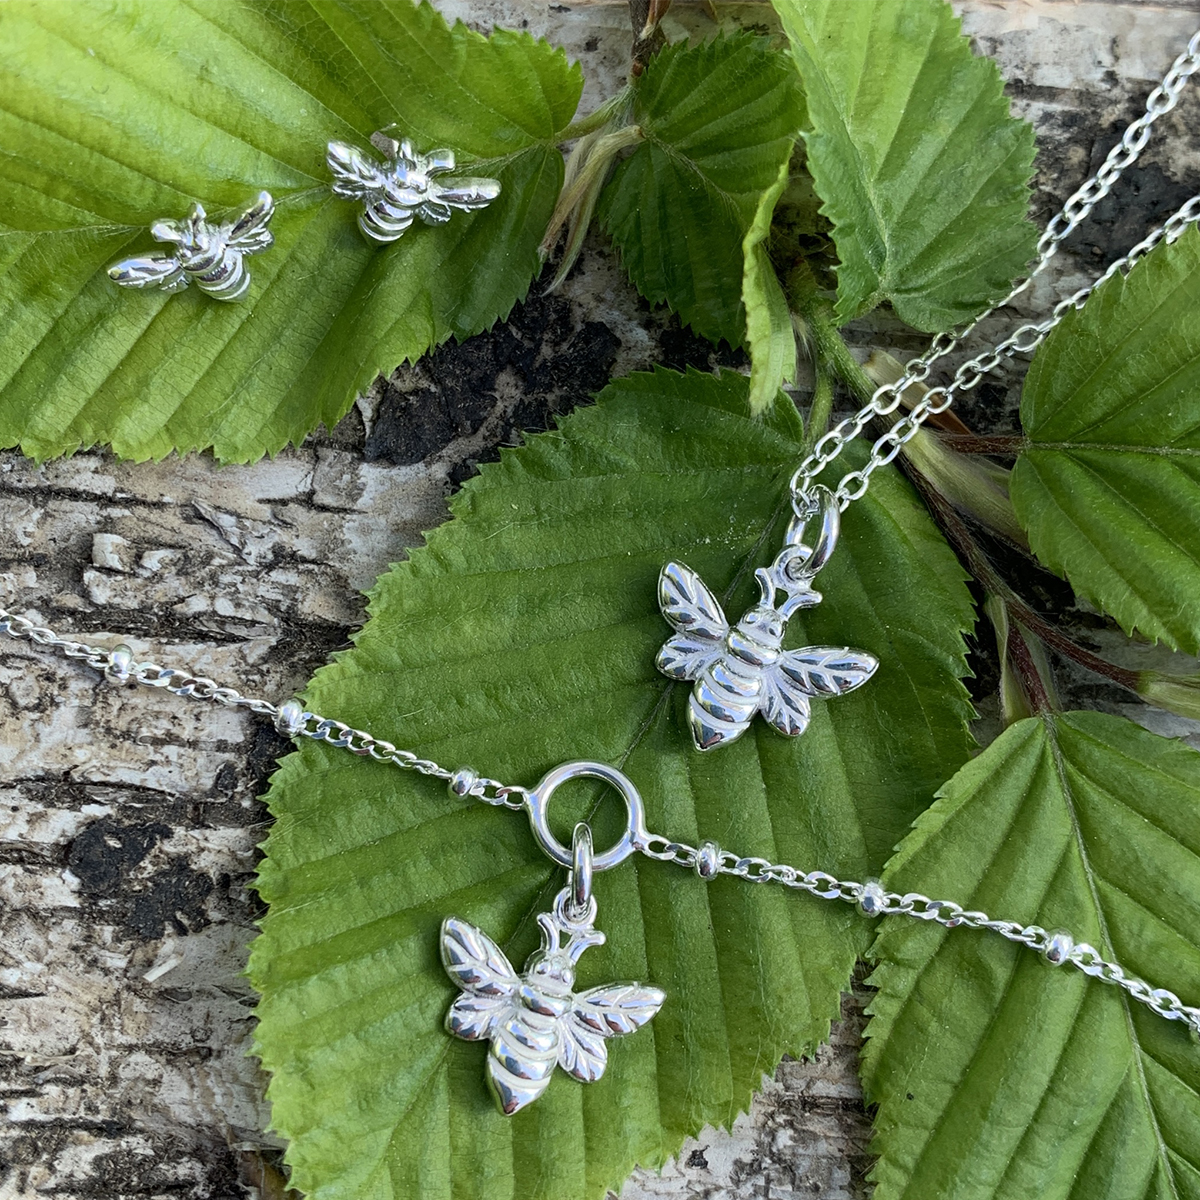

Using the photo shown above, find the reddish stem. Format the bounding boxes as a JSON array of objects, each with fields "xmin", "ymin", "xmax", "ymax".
[
  {"xmin": 905, "ymin": 467, "xmax": 1140, "ymax": 694},
  {"xmin": 937, "ymin": 433, "xmax": 1028, "ymax": 455}
]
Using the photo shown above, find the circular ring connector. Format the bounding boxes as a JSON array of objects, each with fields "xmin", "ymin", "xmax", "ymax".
[{"xmin": 524, "ymin": 760, "xmax": 649, "ymax": 872}]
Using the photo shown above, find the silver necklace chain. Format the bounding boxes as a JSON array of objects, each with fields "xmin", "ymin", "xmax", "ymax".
[
  {"xmin": 4, "ymin": 35, "xmax": 1200, "ymax": 1042},
  {"xmin": 791, "ymin": 28, "xmax": 1200, "ymax": 511}
]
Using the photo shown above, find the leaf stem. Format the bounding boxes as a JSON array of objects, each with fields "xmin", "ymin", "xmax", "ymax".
[
  {"xmin": 985, "ymin": 594, "xmax": 1058, "ymax": 720},
  {"xmin": 938, "ymin": 433, "xmax": 1028, "ymax": 455},
  {"xmin": 803, "ymin": 353, "xmax": 835, "ymax": 455},
  {"xmin": 560, "ymin": 90, "xmax": 634, "ymax": 142},
  {"xmin": 903, "ymin": 428, "xmax": 1028, "ymax": 547},
  {"xmin": 787, "ymin": 266, "xmax": 875, "ymax": 405},
  {"xmin": 1006, "ymin": 618, "xmax": 1058, "ymax": 717},
  {"xmin": 906, "ymin": 465, "xmax": 1141, "ymax": 695},
  {"xmin": 629, "ymin": 0, "xmax": 669, "ymax": 74}
]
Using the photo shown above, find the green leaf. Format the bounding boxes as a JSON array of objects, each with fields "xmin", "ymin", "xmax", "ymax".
[
  {"xmin": 598, "ymin": 33, "xmax": 804, "ymax": 346},
  {"xmin": 863, "ymin": 712, "xmax": 1200, "ymax": 1200},
  {"xmin": 249, "ymin": 368, "xmax": 975, "ymax": 1199},
  {"xmin": 743, "ymin": 157, "xmax": 798, "ymax": 415},
  {"xmin": 1011, "ymin": 229, "xmax": 1200, "ymax": 655},
  {"xmin": 0, "ymin": 0, "xmax": 580, "ymax": 463},
  {"xmin": 775, "ymin": 0, "xmax": 1036, "ymax": 330}
]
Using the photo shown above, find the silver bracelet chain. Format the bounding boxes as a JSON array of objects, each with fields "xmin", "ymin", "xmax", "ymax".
[
  {"xmin": 791, "ymin": 28, "xmax": 1200, "ymax": 511},
  {"xmin": 3, "ymin": 607, "xmax": 1198, "ymax": 1037}
]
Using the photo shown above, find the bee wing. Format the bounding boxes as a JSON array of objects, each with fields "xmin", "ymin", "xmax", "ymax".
[
  {"xmin": 658, "ymin": 562, "xmax": 729, "ymax": 641},
  {"xmin": 574, "ymin": 983, "xmax": 667, "ymax": 1037},
  {"xmin": 432, "ymin": 177, "xmax": 502, "ymax": 211},
  {"xmin": 558, "ymin": 1013, "xmax": 609, "ymax": 1082},
  {"xmin": 327, "ymin": 140, "xmax": 388, "ymax": 200},
  {"xmin": 446, "ymin": 992, "xmax": 514, "ymax": 1042},
  {"xmin": 656, "ymin": 632, "xmax": 725, "ymax": 682},
  {"xmin": 657, "ymin": 562, "xmax": 729, "ymax": 682},
  {"xmin": 423, "ymin": 148, "xmax": 458, "ymax": 173},
  {"xmin": 149, "ymin": 217, "xmax": 187, "ymax": 245},
  {"xmin": 779, "ymin": 646, "xmax": 879, "ymax": 699},
  {"xmin": 440, "ymin": 917, "xmax": 521, "ymax": 999},
  {"xmin": 107, "ymin": 253, "xmax": 187, "ymax": 292},
  {"xmin": 415, "ymin": 199, "xmax": 454, "ymax": 226},
  {"xmin": 560, "ymin": 983, "xmax": 665, "ymax": 1083},
  {"xmin": 758, "ymin": 665, "xmax": 812, "ymax": 738},
  {"xmin": 226, "ymin": 191, "xmax": 274, "ymax": 253}
]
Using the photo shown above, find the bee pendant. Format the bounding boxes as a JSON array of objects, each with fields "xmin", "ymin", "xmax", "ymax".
[
  {"xmin": 327, "ymin": 130, "xmax": 501, "ymax": 244},
  {"xmin": 442, "ymin": 887, "xmax": 664, "ymax": 1115},
  {"xmin": 107, "ymin": 192, "xmax": 274, "ymax": 301},
  {"xmin": 657, "ymin": 484, "xmax": 878, "ymax": 751}
]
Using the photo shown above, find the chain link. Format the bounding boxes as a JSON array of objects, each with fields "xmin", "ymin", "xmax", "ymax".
[
  {"xmin": 791, "ymin": 28, "xmax": 1200, "ymax": 511},
  {"xmin": 0, "ymin": 610, "xmax": 112, "ymax": 671},
  {"xmin": 0, "ymin": 608, "xmax": 530, "ymax": 808},
  {"xmin": 641, "ymin": 832, "xmax": 1200, "ymax": 1036},
  {"xmin": 2, "ymin": 607, "xmax": 1197, "ymax": 1035},
  {"xmin": 831, "ymin": 189, "xmax": 1200, "ymax": 502}
]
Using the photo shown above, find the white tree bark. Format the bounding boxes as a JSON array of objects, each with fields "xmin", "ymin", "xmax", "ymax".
[{"xmin": 2, "ymin": 2, "xmax": 1199, "ymax": 1196}]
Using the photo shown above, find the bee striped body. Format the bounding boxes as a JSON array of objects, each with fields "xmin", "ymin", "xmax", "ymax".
[
  {"xmin": 684, "ymin": 605, "xmax": 784, "ymax": 738},
  {"xmin": 485, "ymin": 978, "xmax": 572, "ymax": 1111},
  {"xmin": 442, "ymin": 909, "xmax": 664, "ymax": 1115},
  {"xmin": 327, "ymin": 134, "xmax": 501, "ymax": 244},
  {"xmin": 107, "ymin": 192, "xmax": 274, "ymax": 302}
]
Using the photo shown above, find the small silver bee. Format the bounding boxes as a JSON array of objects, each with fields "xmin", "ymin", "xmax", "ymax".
[
  {"xmin": 442, "ymin": 889, "xmax": 665, "ymax": 1115},
  {"xmin": 107, "ymin": 191, "xmax": 274, "ymax": 302},
  {"xmin": 657, "ymin": 485, "xmax": 878, "ymax": 751},
  {"xmin": 327, "ymin": 130, "xmax": 501, "ymax": 244}
]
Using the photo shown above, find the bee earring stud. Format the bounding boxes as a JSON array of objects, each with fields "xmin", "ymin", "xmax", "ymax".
[
  {"xmin": 327, "ymin": 130, "xmax": 501, "ymax": 244},
  {"xmin": 107, "ymin": 191, "xmax": 275, "ymax": 302}
]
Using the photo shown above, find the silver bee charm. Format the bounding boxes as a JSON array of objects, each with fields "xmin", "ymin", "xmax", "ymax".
[
  {"xmin": 327, "ymin": 130, "xmax": 501, "ymax": 244},
  {"xmin": 107, "ymin": 191, "xmax": 274, "ymax": 302},
  {"xmin": 657, "ymin": 484, "xmax": 878, "ymax": 751},
  {"xmin": 442, "ymin": 821, "xmax": 664, "ymax": 1116}
]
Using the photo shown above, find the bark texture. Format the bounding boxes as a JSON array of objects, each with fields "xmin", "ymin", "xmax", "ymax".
[{"xmin": 2, "ymin": 2, "xmax": 1199, "ymax": 1197}]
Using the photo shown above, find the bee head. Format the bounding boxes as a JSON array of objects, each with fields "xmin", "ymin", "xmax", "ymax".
[
  {"xmin": 527, "ymin": 950, "xmax": 576, "ymax": 992},
  {"xmin": 740, "ymin": 605, "xmax": 784, "ymax": 643},
  {"xmin": 525, "ymin": 912, "xmax": 605, "ymax": 993}
]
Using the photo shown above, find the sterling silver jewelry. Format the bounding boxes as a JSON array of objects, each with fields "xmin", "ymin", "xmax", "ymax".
[
  {"xmin": 3, "ymin": 611, "xmax": 1199, "ymax": 1074},
  {"xmin": 442, "ymin": 770, "xmax": 663, "ymax": 1115},
  {"xmin": 656, "ymin": 484, "xmax": 877, "ymax": 750},
  {"xmin": 327, "ymin": 130, "xmax": 502, "ymax": 243},
  {"xmin": 7, "ymin": 29, "xmax": 1200, "ymax": 1121},
  {"xmin": 107, "ymin": 191, "xmax": 275, "ymax": 301}
]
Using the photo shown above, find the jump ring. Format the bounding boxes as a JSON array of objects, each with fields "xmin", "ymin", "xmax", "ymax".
[{"xmin": 570, "ymin": 823, "xmax": 594, "ymax": 917}]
